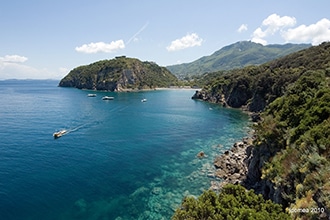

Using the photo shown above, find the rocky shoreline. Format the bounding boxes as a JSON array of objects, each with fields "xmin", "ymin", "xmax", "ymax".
[
  {"xmin": 191, "ymin": 90, "xmax": 264, "ymax": 192},
  {"xmin": 208, "ymin": 125, "xmax": 285, "ymax": 206},
  {"xmin": 210, "ymin": 136, "xmax": 254, "ymax": 191}
]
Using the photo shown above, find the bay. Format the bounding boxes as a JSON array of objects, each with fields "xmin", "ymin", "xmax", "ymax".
[{"xmin": 0, "ymin": 80, "xmax": 250, "ymax": 219}]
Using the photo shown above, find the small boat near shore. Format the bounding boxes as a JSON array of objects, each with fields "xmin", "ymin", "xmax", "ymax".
[
  {"xmin": 141, "ymin": 98, "xmax": 147, "ymax": 102},
  {"xmin": 87, "ymin": 94, "xmax": 97, "ymax": 97},
  {"xmin": 102, "ymin": 96, "xmax": 114, "ymax": 100},
  {"xmin": 53, "ymin": 130, "xmax": 67, "ymax": 139}
]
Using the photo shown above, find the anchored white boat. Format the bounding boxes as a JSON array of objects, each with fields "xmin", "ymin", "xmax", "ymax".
[
  {"xmin": 141, "ymin": 98, "xmax": 147, "ymax": 102},
  {"xmin": 102, "ymin": 96, "xmax": 114, "ymax": 100},
  {"xmin": 53, "ymin": 130, "xmax": 67, "ymax": 139},
  {"xmin": 87, "ymin": 94, "xmax": 97, "ymax": 97}
]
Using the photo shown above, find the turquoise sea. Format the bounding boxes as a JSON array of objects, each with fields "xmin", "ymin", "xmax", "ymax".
[{"xmin": 0, "ymin": 80, "xmax": 250, "ymax": 220}]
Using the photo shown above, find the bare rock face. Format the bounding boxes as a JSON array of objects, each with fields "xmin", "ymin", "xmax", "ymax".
[
  {"xmin": 243, "ymin": 141, "xmax": 285, "ymax": 204},
  {"xmin": 192, "ymin": 91, "xmax": 227, "ymax": 107},
  {"xmin": 213, "ymin": 138, "xmax": 253, "ymax": 186},
  {"xmin": 211, "ymin": 137, "xmax": 284, "ymax": 205}
]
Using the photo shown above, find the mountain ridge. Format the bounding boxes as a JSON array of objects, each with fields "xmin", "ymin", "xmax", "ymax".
[{"xmin": 166, "ymin": 41, "xmax": 311, "ymax": 78}]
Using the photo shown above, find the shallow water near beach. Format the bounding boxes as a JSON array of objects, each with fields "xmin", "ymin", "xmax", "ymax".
[{"xmin": 0, "ymin": 80, "xmax": 249, "ymax": 220}]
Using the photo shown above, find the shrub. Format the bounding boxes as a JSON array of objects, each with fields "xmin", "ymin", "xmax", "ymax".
[{"xmin": 172, "ymin": 184, "xmax": 290, "ymax": 220}]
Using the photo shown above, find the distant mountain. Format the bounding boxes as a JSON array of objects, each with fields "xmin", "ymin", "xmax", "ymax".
[
  {"xmin": 166, "ymin": 41, "xmax": 311, "ymax": 78},
  {"xmin": 59, "ymin": 56, "xmax": 178, "ymax": 91}
]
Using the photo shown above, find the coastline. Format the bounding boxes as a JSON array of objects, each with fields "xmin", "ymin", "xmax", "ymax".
[
  {"xmin": 190, "ymin": 88, "xmax": 265, "ymax": 190},
  {"xmin": 200, "ymin": 99, "xmax": 258, "ymax": 191},
  {"xmin": 120, "ymin": 86, "xmax": 202, "ymax": 92},
  {"xmin": 210, "ymin": 135, "xmax": 255, "ymax": 191},
  {"xmin": 82, "ymin": 86, "xmax": 202, "ymax": 92},
  {"xmin": 154, "ymin": 87, "xmax": 201, "ymax": 91}
]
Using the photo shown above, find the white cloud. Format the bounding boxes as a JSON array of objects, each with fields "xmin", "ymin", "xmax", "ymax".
[
  {"xmin": 75, "ymin": 40, "xmax": 125, "ymax": 53},
  {"xmin": 166, "ymin": 33, "xmax": 203, "ymax": 51},
  {"xmin": 0, "ymin": 54, "xmax": 64, "ymax": 80},
  {"xmin": 0, "ymin": 55, "xmax": 30, "ymax": 79},
  {"xmin": 282, "ymin": 18, "xmax": 330, "ymax": 45},
  {"xmin": 251, "ymin": 13, "xmax": 296, "ymax": 45},
  {"xmin": 262, "ymin": 14, "xmax": 296, "ymax": 34},
  {"xmin": 237, "ymin": 24, "xmax": 248, "ymax": 33},
  {"xmin": 0, "ymin": 62, "xmax": 43, "ymax": 79},
  {"xmin": 0, "ymin": 55, "xmax": 28, "ymax": 63}
]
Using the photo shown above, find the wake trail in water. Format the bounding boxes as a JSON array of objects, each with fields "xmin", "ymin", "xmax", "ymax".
[
  {"xmin": 54, "ymin": 123, "xmax": 88, "ymax": 139},
  {"xmin": 55, "ymin": 105, "xmax": 130, "ymax": 138},
  {"xmin": 67, "ymin": 123, "xmax": 87, "ymax": 134}
]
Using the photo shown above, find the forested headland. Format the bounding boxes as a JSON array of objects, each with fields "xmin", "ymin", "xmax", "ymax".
[
  {"xmin": 174, "ymin": 42, "xmax": 330, "ymax": 219},
  {"xmin": 59, "ymin": 56, "xmax": 179, "ymax": 91}
]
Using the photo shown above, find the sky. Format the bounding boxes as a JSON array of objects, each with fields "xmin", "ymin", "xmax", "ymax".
[{"xmin": 1, "ymin": 0, "xmax": 330, "ymax": 80}]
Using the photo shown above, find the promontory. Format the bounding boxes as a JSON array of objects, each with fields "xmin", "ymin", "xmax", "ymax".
[{"xmin": 59, "ymin": 56, "xmax": 178, "ymax": 91}]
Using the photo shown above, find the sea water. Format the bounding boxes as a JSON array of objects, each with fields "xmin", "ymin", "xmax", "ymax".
[{"xmin": 0, "ymin": 80, "xmax": 250, "ymax": 220}]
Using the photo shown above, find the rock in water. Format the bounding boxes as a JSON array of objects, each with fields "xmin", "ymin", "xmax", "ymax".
[{"xmin": 196, "ymin": 151, "xmax": 206, "ymax": 158}]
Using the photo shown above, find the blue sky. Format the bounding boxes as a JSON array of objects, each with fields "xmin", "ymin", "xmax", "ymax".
[{"xmin": 1, "ymin": 0, "xmax": 330, "ymax": 79}]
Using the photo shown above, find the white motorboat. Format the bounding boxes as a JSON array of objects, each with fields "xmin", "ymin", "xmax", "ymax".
[
  {"xmin": 53, "ymin": 130, "xmax": 67, "ymax": 139},
  {"xmin": 102, "ymin": 96, "xmax": 114, "ymax": 100}
]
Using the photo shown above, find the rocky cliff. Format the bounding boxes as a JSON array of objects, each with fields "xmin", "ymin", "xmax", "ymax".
[
  {"xmin": 192, "ymin": 42, "xmax": 330, "ymax": 113},
  {"xmin": 200, "ymin": 42, "xmax": 330, "ymax": 219},
  {"xmin": 59, "ymin": 56, "xmax": 178, "ymax": 91},
  {"xmin": 212, "ymin": 137, "xmax": 286, "ymax": 205}
]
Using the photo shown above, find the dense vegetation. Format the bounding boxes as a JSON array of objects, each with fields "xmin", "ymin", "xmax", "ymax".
[
  {"xmin": 256, "ymin": 69, "xmax": 330, "ymax": 219},
  {"xmin": 59, "ymin": 56, "xmax": 179, "ymax": 91},
  {"xmin": 186, "ymin": 42, "xmax": 330, "ymax": 219},
  {"xmin": 166, "ymin": 41, "xmax": 310, "ymax": 79},
  {"xmin": 193, "ymin": 42, "xmax": 330, "ymax": 112},
  {"xmin": 172, "ymin": 184, "xmax": 290, "ymax": 220}
]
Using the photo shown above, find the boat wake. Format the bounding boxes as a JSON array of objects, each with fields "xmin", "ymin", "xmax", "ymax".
[
  {"xmin": 53, "ymin": 104, "xmax": 129, "ymax": 139},
  {"xmin": 68, "ymin": 124, "xmax": 86, "ymax": 133},
  {"xmin": 53, "ymin": 123, "xmax": 88, "ymax": 139}
]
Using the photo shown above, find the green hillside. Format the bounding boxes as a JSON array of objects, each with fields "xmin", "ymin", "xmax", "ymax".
[
  {"xmin": 166, "ymin": 41, "xmax": 311, "ymax": 79},
  {"xmin": 173, "ymin": 184, "xmax": 290, "ymax": 220},
  {"xmin": 189, "ymin": 42, "xmax": 330, "ymax": 219},
  {"xmin": 59, "ymin": 56, "xmax": 178, "ymax": 91}
]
